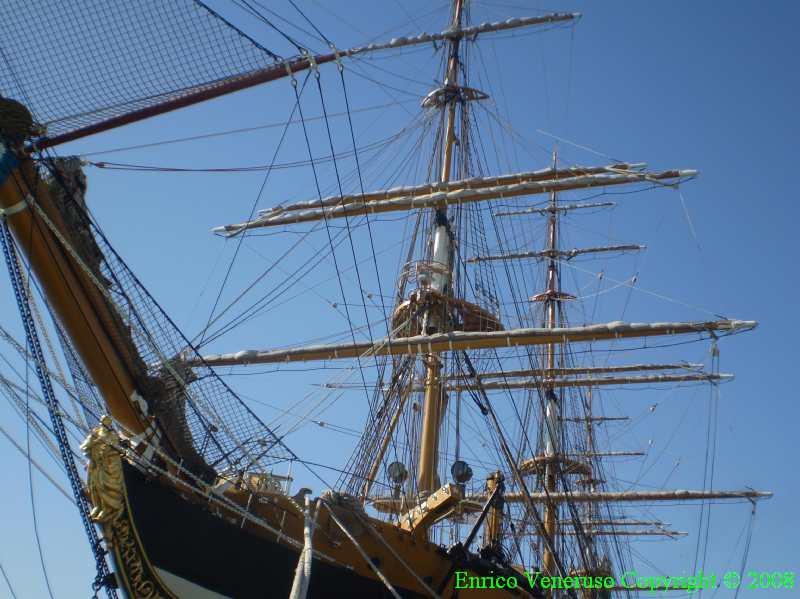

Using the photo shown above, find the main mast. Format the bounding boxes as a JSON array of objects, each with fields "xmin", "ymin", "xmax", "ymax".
[
  {"xmin": 181, "ymin": 6, "xmax": 769, "ymax": 582},
  {"xmin": 416, "ymin": 0, "xmax": 465, "ymax": 496}
]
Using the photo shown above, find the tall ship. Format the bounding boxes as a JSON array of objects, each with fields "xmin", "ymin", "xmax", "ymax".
[{"xmin": 0, "ymin": 1, "xmax": 771, "ymax": 597}]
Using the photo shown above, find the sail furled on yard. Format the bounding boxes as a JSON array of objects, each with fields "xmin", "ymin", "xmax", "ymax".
[{"xmin": 0, "ymin": 0, "xmax": 282, "ymax": 143}]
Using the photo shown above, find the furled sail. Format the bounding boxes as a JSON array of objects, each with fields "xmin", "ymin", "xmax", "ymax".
[
  {"xmin": 215, "ymin": 166, "xmax": 697, "ymax": 234},
  {"xmin": 196, "ymin": 319, "xmax": 755, "ymax": 366}
]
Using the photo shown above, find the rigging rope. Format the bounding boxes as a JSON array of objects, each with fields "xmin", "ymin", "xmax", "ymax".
[
  {"xmin": 0, "ymin": 558, "xmax": 18, "ymax": 599},
  {"xmin": 231, "ymin": 0, "xmax": 305, "ymax": 54},
  {"xmin": 286, "ymin": 59, "xmax": 375, "ymax": 416},
  {"xmin": 197, "ymin": 73, "xmax": 310, "ymax": 347},
  {"xmin": 24, "ymin": 345, "xmax": 55, "ymax": 599},
  {"xmin": 312, "ymin": 58, "xmax": 394, "ymax": 458},
  {"xmin": 338, "ymin": 61, "xmax": 391, "ymax": 334},
  {"xmin": 692, "ymin": 337, "xmax": 721, "ymax": 596},
  {"xmin": 320, "ymin": 499, "xmax": 402, "ymax": 599},
  {"xmin": 732, "ymin": 503, "xmax": 757, "ymax": 599},
  {"xmin": 0, "ymin": 220, "xmax": 117, "ymax": 598},
  {"xmin": 85, "ymin": 129, "xmax": 406, "ymax": 172},
  {"xmin": 74, "ymin": 100, "xmax": 416, "ymax": 158},
  {"xmin": 0, "ymin": 420, "xmax": 75, "ymax": 504}
]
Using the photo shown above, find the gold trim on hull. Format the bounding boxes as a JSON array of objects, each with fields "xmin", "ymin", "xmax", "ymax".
[
  {"xmin": 82, "ymin": 421, "xmax": 176, "ymax": 599},
  {"xmin": 81, "ymin": 421, "xmax": 538, "ymax": 598}
]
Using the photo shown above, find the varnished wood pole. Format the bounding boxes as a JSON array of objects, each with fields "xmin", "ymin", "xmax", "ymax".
[
  {"xmin": 196, "ymin": 319, "xmax": 755, "ymax": 366},
  {"xmin": 417, "ymin": 357, "xmax": 443, "ymax": 493},
  {"xmin": 0, "ymin": 137, "xmax": 145, "ymax": 434},
  {"xmin": 417, "ymin": 0, "xmax": 465, "ymax": 498}
]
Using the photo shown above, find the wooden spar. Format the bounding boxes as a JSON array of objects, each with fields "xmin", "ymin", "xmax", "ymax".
[
  {"xmin": 500, "ymin": 489, "xmax": 773, "ymax": 504},
  {"xmin": 249, "ymin": 167, "xmax": 635, "ymax": 224},
  {"xmin": 417, "ymin": 356, "xmax": 444, "ymax": 495},
  {"xmin": 560, "ymin": 519, "xmax": 668, "ymax": 527},
  {"xmin": 369, "ymin": 489, "xmax": 773, "ymax": 512},
  {"xmin": 35, "ymin": 54, "xmax": 333, "ymax": 149},
  {"xmin": 571, "ymin": 451, "xmax": 645, "ymax": 457},
  {"xmin": 194, "ymin": 319, "xmax": 756, "ymax": 367},
  {"xmin": 344, "ymin": 12, "xmax": 580, "ymax": 52},
  {"xmin": 563, "ymin": 416, "xmax": 629, "ymax": 422},
  {"xmin": 536, "ymin": 527, "xmax": 689, "ymax": 537},
  {"xmin": 466, "ymin": 243, "xmax": 645, "ymax": 264},
  {"xmin": 361, "ymin": 377, "xmax": 414, "ymax": 500},
  {"xmin": 214, "ymin": 168, "xmax": 696, "ymax": 234},
  {"xmin": 439, "ymin": 372, "xmax": 733, "ymax": 392},
  {"xmin": 541, "ymin": 178, "xmax": 559, "ymax": 576},
  {"xmin": 557, "ymin": 530, "xmax": 687, "ymax": 537},
  {"xmin": 443, "ymin": 362, "xmax": 704, "ymax": 380},
  {"xmin": 494, "ymin": 200, "xmax": 617, "ymax": 217},
  {"xmin": 484, "ymin": 472, "xmax": 505, "ymax": 548},
  {"xmin": 323, "ymin": 371, "xmax": 727, "ymax": 393},
  {"xmin": 34, "ymin": 12, "xmax": 579, "ymax": 149},
  {"xmin": 0, "ymin": 141, "xmax": 145, "ymax": 434}
]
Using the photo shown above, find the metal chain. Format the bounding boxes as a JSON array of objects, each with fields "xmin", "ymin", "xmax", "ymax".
[{"xmin": 0, "ymin": 219, "xmax": 118, "ymax": 598}]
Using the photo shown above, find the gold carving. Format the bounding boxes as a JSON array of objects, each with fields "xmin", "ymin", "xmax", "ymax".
[
  {"xmin": 111, "ymin": 517, "xmax": 170, "ymax": 599},
  {"xmin": 81, "ymin": 415, "xmax": 124, "ymax": 524},
  {"xmin": 81, "ymin": 416, "xmax": 174, "ymax": 598}
]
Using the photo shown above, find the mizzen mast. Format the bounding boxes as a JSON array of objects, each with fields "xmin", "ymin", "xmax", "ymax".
[{"xmin": 540, "ymin": 158, "xmax": 565, "ymax": 576}]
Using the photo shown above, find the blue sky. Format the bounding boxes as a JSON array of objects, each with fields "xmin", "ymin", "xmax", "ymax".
[{"xmin": 1, "ymin": 1, "xmax": 798, "ymax": 596}]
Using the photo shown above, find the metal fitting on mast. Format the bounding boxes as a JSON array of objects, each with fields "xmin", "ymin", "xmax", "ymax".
[{"xmin": 416, "ymin": 0, "xmax": 465, "ymax": 500}]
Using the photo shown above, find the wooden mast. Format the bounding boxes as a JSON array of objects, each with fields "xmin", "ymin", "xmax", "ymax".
[
  {"xmin": 542, "ymin": 153, "xmax": 561, "ymax": 576},
  {"xmin": 416, "ymin": 0, "xmax": 465, "ymax": 497}
]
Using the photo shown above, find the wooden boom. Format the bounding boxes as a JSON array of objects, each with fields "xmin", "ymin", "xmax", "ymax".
[
  {"xmin": 370, "ymin": 489, "xmax": 772, "ymax": 513},
  {"xmin": 215, "ymin": 167, "xmax": 696, "ymax": 234},
  {"xmin": 195, "ymin": 319, "xmax": 755, "ymax": 367},
  {"xmin": 439, "ymin": 372, "xmax": 733, "ymax": 392},
  {"xmin": 466, "ymin": 243, "xmax": 646, "ymax": 264},
  {"xmin": 249, "ymin": 165, "xmax": 638, "ymax": 226},
  {"xmin": 443, "ymin": 363, "xmax": 704, "ymax": 380},
  {"xmin": 320, "ymin": 372, "xmax": 728, "ymax": 391},
  {"xmin": 36, "ymin": 12, "xmax": 579, "ymax": 149}
]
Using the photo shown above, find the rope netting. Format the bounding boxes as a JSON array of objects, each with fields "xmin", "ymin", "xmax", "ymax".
[
  {"xmin": 24, "ymin": 157, "xmax": 295, "ymax": 480},
  {"xmin": 0, "ymin": 0, "xmax": 282, "ymax": 140},
  {"xmin": 89, "ymin": 238, "xmax": 297, "ymax": 476}
]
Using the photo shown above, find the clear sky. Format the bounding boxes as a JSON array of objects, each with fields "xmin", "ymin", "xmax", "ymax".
[{"xmin": 0, "ymin": 1, "xmax": 798, "ymax": 597}]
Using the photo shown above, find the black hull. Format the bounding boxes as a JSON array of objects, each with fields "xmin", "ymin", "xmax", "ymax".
[{"xmin": 114, "ymin": 462, "xmax": 425, "ymax": 598}]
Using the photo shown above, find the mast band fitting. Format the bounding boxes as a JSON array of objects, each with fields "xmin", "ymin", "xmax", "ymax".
[
  {"xmin": 330, "ymin": 44, "xmax": 343, "ymax": 70},
  {"xmin": 301, "ymin": 49, "xmax": 318, "ymax": 72},
  {"xmin": 0, "ymin": 195, "xmax": 30, "ymax": 217}
]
